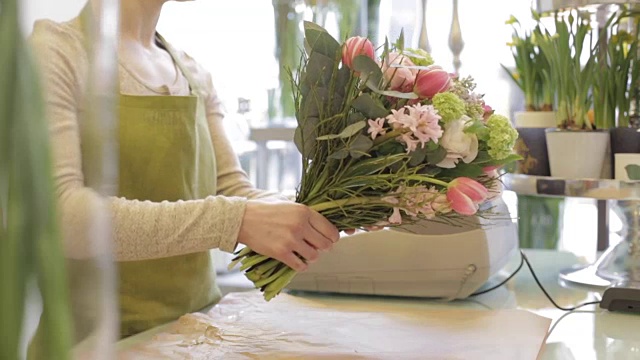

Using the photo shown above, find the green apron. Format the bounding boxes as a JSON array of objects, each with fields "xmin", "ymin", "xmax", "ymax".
[
  {"xmin": 116, "ymin": 34, "xmax": 222, "ymax": 337},
  {"xmin": 29, "ymin": 34, "xmax": 223, "ymax": 359}
]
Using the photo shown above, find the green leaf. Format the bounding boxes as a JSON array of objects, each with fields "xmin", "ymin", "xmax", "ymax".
[
  {"xmin": 299, "ymin": 88, "xmax": 329, "ymax": 120},
  {"xmin": 347, "ymin": 112, "xmax": 366, "ymax": 124},
  {"xmin": 438, "ymin": 163, "xmax": 484, "ymax": 179},
  {"xmin": 351, "ymin": 93, "xmax": 388, "ymax": 119},
  {"xmin": 343, "ymin": 154, "xmax": 406, "ymax": 177},
  {"xmin": 352, "ymin": 55, "xmax": 383, "ymax": 86},
  {"xmin": 625, "ymin": 164, "xmax": 640, "ymax": 180},
  {"xmin": 376, "ymin": 140, "xmax": 405, "ymax": 155},
  {"xmin": 426, "ymin": 146, "xmax": 447, "ymax": 165},
  {"xmin": 316, "ymin": 121, "xmax": 367, "ymax": 140},
  {"xmin": 305, "ymin": 28, "xmax": 341, "ymax": 59},
  {"xmin": 294, "ymin": 117, "xmax": 319, "ymax": 158},
  {"xmin": 304, "ymin": 20, "xmax": 329, "ymax": 33},
  {"xmin": 409, "ymin": 145, "xmax": 428, "ymax": 166},
  {"xmin": 348, "ymin": 134, "xmax": 374, "ymax": 159},
  {"xmin": 376, "ymin": 89, "xmax": 418, "ymax": 99},
  {"xmin": 395, "ymin": 30, "xmax": 405, "ymax": 51},
  {"xmin": 328, "ymin": 148, "xmax": 350, "ymax": 159},
  {"xmin": 418, "ymin": 166, "xmax": 442, "ymax": 177},
  {"xmin": 301, "ymin": 53, "xmax": 335, "ymax": 96}
]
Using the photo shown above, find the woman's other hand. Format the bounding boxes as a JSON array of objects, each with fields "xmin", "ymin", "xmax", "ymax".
[{"xmin": 237, "ymin": 200, "xmax": 340, "ymax": 272}]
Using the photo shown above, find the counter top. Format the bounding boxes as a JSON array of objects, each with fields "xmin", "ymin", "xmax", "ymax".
[{"xmin": 118, "ymin": 249, "xmax": 640, "ymax": 359}]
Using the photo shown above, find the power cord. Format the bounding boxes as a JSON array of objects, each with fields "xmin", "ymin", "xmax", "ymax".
[{"xmin": 470, "ymin": 250, "xmax": 601, "ymax": 311}]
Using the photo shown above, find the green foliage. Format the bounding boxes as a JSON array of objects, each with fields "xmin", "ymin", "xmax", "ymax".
[
  {"xmin": 502, "ymin": 10, "xmax": 554, "ymax": 111},
  {"xmin": 0, "ymin": 0, "xmax": 73, "ymax": 358},
  {"xmin": 534, "ymin": 9, "xmax": 597, "ymax": 129},
  {"xmin": 593, "ymin": 10, "xmax": 640, "ymax": 129}
]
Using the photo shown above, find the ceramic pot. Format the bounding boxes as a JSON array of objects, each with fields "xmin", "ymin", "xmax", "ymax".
[
  {"xmin": 514, "ymin": 111, "xmax": 556, "ymax": 128},
  {"xmin": 514, "ymin": 128, "xmax": 551, "ymax": 176},
  {"xmin": 545, "ymin": 129, "xmax": 611, "ymax": 179}
]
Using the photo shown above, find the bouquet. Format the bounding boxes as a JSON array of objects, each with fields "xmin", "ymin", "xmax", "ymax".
[{"xmin": 230, "ymin": 22, "xmax": 520, "ymax": 301}]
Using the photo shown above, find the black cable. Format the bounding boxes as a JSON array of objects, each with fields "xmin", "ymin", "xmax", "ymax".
[
  {"xmin": 470, "ymin": 250, "xmax": 601, "ymax": 311},
  {"xmin": 470, "ymin": 251, "xmax": 525, "ymax": 296}
]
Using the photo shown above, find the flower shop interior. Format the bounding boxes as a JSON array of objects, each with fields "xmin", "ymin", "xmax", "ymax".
[{"xmin": 4, "ymin": 0, "xmax": 640, "ymax": 359}]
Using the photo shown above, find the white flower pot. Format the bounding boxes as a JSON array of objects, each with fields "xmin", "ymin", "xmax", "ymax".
[
  {"xmin": 514, "ymin": 111, "xmax": 556, "ymax": 128},
  {"xmin": 545, "ymin": 129, "xmax": 611, "ymax": 179}
]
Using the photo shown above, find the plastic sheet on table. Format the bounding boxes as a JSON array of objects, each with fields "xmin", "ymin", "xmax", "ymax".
[{"xmin": 118, "ymin": 290, "xmax": 551, "ymax": 360}]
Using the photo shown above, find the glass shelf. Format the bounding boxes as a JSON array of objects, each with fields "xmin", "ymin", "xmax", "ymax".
[{"xmin": 503, "ymin": 173, "xmax": 640, "ymax": 290}]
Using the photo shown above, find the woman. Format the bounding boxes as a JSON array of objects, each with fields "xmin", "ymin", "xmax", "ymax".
[{"xmin": 29, "ymin": 0, "xmax": 340, "ymax": 342}]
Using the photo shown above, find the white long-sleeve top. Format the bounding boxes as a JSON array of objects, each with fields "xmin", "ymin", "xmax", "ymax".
[{"xmin": 29, "ymin": 17, "xmax": 280, "ymax": 261}]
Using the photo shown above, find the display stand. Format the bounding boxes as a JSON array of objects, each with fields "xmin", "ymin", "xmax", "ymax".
[{"xmin": 503, "ymin": 174, "xmax": 640, "ymax": 289}]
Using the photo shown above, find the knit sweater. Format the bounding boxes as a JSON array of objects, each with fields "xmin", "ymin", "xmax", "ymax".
[{"xmin": 29, "ymin": 17, "xmax": 280, "ymax": 262}]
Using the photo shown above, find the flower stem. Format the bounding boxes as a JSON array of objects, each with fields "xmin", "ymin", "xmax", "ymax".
[
  {"xmin": 309, "ymin": 196, "xmax": 384, "ymax": 212},
  {"xmin": 373, "ymin": 129, "xmax": 404, "ymax": 145}
]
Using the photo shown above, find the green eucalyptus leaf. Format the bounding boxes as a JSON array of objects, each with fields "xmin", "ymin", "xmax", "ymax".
[
  {"xmin": 418, "ymin": 166, "xmax": 442, "ymax": 177},
  {"xmin": 426, "ymin": 146, "xmax": 447, "ymax": 165},
  {"xmin": 328, "ymin": 148, "xmax": 350, "ymax": 159},
  {"xmin": 299, "ymin": 88, "xmax": 329, "ymax": 120},
  {"xmin": 375, "ymin": 89, "xmax": 418, "ymax": 99},
  {"xmin": 340, "ymin": 121, "xmax": 367, "ymax": 138},
  {"xmin": 343, "ymin": 154, "xmax": 406, "ymax": 177},
  {"xmin": 304, "ymin": 20, "xmax": 329, "ymax": 33},
  {"xmin": 305, "ymin": 28, "xmax": 341, "ymax": 58},
  {"xmin": 376, "ymin": 140, "xmax": 405, "ymax": 155},
  {"xmin": 409, "ymin": 145, "xmax": 428, "ymax": 166},
  {"xmin": 438, "ymin": 163, "xmax": 484, "ymax": 179},
  {"xmin": 351, "ymin": 55, "xmax": 383, "ymax": 85},
  {"xmin": 294, "ymin": 117, "xmax": 319, "ymax": 158},
  {"xmin": 304, "ymin": 52, "xmax": 335, "ymax": 89},
  {"xmin": 348, "ymin": 134, "xmax": 374, "ymax": 159},
  {"xmin": 347, "ymin": 112, "xmax": 366, "ymax": 124},
  {"xmin": 351, "ymin": 93, "xmax": 388, "ymax": 119},
  {"xmin": 335, "ymin": 66, "xmax": 351, "ymax": 97}
]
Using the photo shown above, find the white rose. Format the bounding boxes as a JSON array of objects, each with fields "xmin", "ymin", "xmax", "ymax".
[{"xmin": 436, "ymin": 116, "xmax": 479, "ymax": 168}]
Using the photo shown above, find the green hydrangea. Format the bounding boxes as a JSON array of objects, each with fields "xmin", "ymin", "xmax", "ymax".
[
  {"xmin": 486, "ymin": 114, "xmax": 518, "ymax": 160},
  {"xmin": 432, "ymin": 92, "xmax": 466, "ymax": 123},
  {"xmin": 405, "ymin": 48, "xmax": 434, "ymax": 66}
]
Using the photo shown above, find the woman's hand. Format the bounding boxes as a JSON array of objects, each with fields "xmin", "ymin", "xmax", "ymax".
[{"xmin": 237, "ymin": 200, "xmax": 340, "ymax": 272}]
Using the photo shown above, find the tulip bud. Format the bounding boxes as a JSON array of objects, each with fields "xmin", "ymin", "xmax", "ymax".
[
  {"xmin": 413, "ymin": 65, "xmax": 452, "ymax": 99},
  {"xmin": 446, "ymin": 177, "xmax": 488, "ymax": 215},
  {"xmin": 342, "ymin": 36, "xmax": 375, "ymax": 69}
]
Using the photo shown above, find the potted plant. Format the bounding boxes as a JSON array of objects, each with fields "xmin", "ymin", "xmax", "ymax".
[
  {"xmin": 502, "ymin": 10, "xmax": 564, "ymax": 250},
  {"xmin": 535, "ymin": 9, "xmax": 609, "ymax": 179},
  {"xmin": 503, "ymin": 10, "xmax": 556, "ymax": 176},
  {"xmin": 598, "ymin": 9, "xmax": 640, "ymax": 177}
]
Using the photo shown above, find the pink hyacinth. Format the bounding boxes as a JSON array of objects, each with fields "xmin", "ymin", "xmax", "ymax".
[
  {"xmin": 367, "ymin": 118, "xmax": 387, "ymax": 140},
  {"xmin": 342, "ymin": 36, "xmax": 375, "ymax": 70},
  {"xmin": 386, "ymin": 104, "xmax": 443, "ymax": 153},
  {"xmin": 446, "ymin": 177, "xmax": 489, "ymax": 215}
]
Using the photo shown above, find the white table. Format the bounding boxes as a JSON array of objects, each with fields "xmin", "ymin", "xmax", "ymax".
[{"xmin": 118, "ymin": 249, "xmax": 640, "ymax": 359}]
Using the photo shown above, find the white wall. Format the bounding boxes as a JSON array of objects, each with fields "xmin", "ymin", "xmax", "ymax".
[{"xmin": 20, "ymin": 0, "xmax": 88, "ymax": 34}]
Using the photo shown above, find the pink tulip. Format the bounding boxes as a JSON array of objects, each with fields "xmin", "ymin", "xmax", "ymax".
[
  {"xmin": 382, "ymin": 52, "xmax": 417, "ymax": 92},
  {"xmin": 446, "ymin": 177, "xmax": 489, "ymax": 215},
  {"xmin": 342, "ymin": 36, "xmax": 375, "ymax": 70},
  {"xmin": 482, "ymin": 165, "xmax": 500, "ymax": 175},
  {"xmin": 482, "ymin": 104, "xmax": 494, "ymax": 121},
  {"xmin": 413, "ymin": 65, "xmax": 452, "ymax": 99}
]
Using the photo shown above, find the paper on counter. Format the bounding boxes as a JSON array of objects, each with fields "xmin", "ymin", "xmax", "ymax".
[{"xmin": 119, "ymin": 291, "xmax": 551, "ymax": 360}]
